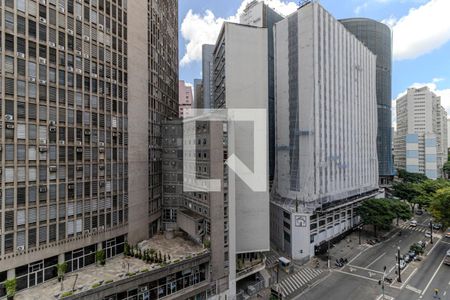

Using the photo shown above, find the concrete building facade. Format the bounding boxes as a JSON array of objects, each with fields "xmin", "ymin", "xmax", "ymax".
[
  {"xmin": 340, "ymin": 18, "xmax": 394, "ymax": 185},
  {"xmin": 178, "ymin": 80, "xmax": 193, "ymax": 118},
  {"xmin": 193, "ymin": 78, "xmax": 204, "ymax": 109},
  {"xmin": 0, "ymin": 0, "xmax": 178, "ymax": 296},
  {"xmin": 201, "ymin": 44, "xmax": 215, "ymax": 109},
  {"xmin": 271, "ymin": 2, "xmax": 379, "ymax": 262},
  {"xmin": 394, "ymin": 86, "xmax": 448, "ymax": 179},
  {"xmin": 239, "ymin": 0, "xmax": 283, "ymax": 183}
]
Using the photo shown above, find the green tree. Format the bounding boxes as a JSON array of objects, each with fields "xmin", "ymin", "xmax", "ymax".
[
  {"xmin": 5, "ymin": 278, "xmax": 16, "ymax": 298},
  {"xmin": 397, "ymin": 169, "xmax": 428, "ymax": 183},
  {"xmin": 357, "ymin": 199, "xmax": 396, "ymax": 237},
  {"xmin": 392, "ymin": 182, "xmax": 421, "ymax": 212},
  {"xmin": 429, "ymin": 187, "xmax": 450, "ymax": 229},
  {"xmin": 391, "ymin": 200, "xmax": 413, "ymax": 226}
]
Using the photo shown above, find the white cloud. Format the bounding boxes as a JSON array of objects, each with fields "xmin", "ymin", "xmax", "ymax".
[
  {"xmin": 390, "ymin": 0, "xmax": 450, "ymax": 60},
  {"xmin": 180, "ymin": 0, "xmax": 298, "ymax": 66}
]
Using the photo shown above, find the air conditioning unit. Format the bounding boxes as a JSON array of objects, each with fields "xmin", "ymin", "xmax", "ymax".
[
  {"xmin": 39, "ymin": 57, "xmax": 47, "ymax": 64},
  {"xmin": 59, "ymin": 140, "xmax": 65, "ymax": 145},
  {"xmin": 77, "ymin": 16, "xmax": 82, "ymax": 21},
  {"xmin": 68, "ymin": 67, "xmax": 74, "ymax": 72},
  {"xmin": 68, "ymin": 184, "xmax": 74, "ymax": 190},
  {"xmin": 39, "ymin": 186, "xmax": 47, "ymax": 193},
  {"xmin": 40, "ymin": 138, "xmax": 47, "ymax": 145},
  {"xmin": 17, "ymin": 52, "xmax": 25, "ymax": 58},
  {"xmin": 84, "ymin": 230, "xmax": 90, "ymax": 234},
  {"xmin": 59, "ymin": 45, "xmax": 65, "ymax": 51},
  {"xmin": 4, "ymin": 114, "xmax": 14, "ymax": 122},
  {"xmin": 30, "ymin": 77, "xmax": 36, "ymax": 82},
  {"xmin": 92, "ymin": 74, "xmax": 98, "ymax": 78},
  {"xmin": 99, "ymin": 225, "xmax": 105, "ymax": 230},
  {"xmin": 49, "ymin": 120, "xmax": 56, "ymax": 126},
  {"xmin": 39, "ymin": 17, "xmax": 47, "ymax": 24},
  {"xmin": 76, "ymin": 141, "xmax": 82, "ymax": 146},
  {"xmin": 84, "ymin": 54, "xmax": 89, "ymax": 59},
  {"xmin": 99, "ymin": 142, "xmax": 105, "ymax": 147},
  {"xmin": 39, "ymin": 146, "xmax": 47, "ymax": 152},
  {"xmin": 17, "ymin": 246, "xmax": 25, "ymax": 252},
  {"xmin": 59, "ymin": 7, "xmax": 65, "ymax": 13},
  {"xmin": 76, "ymin": 147, "xmax": 83, "ymax": 153},
  {"xmin": 49, "ymin": 166, "xmax": 57, "ymax": 172},
  {"xmin": 99, "ymin": 165, "xmax": 105, "ymax": 170},
  {"xmin": 92, "ymin": 228, "xmax": 97, "ymax": 232},
  {"xmin": 84, "ymin": 36, "xmax": 90, "ymax": 42},
  {"xmin": 76, "ymin": 50, "xmax": 82, "ymax": 56},
  {"xmin": 6, "ymin": 124, "xmax": 15, "ymax": 129},
  {"xmin": 67, "ymin": 29, "xmax": 74, "ymax": 35},
  {"xmin": 84, "ymin": 130, "xmax": 91, "ymax": 135},
  {"xmin": 39, "ymin": 80, "xmax": 47, "ymax": 85},
  {"xmin": 98, "ymin": 24, "xmax": 104, "ymax": 31},
  {"xmin": 76, "ymin": 69, "xmax": 82, "ymax": 74},
  {"xmin": 99, "ymin": 147, "xmax": 105, "ymax": 153},
  {"xmin": 49, "ymin": 126, "xmax": 56, "ymax": 132},
  {"xmin": 40, "ymin": 0, "xmax": 46, "ymax": 4},
  {"xmin": 48, "ymin": 42, "xmax": 56, "ymax": 48}
]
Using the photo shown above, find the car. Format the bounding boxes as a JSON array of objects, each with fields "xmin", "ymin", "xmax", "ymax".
[
  {"xmin": 408, "ymin": 251, "xmax": 417, "ymax": 260},
  {"xmin": 425, "ymin": 231, "xmax": 432, "ymax": 238},
  {"xmin": 445, "ymin": 228, "xmax": 450, "ymax": 238},
  {"xmin": 432, "ymin": 223, "xmax": 442, "ymax": 230},
  {"xmin": 410, "ymin": 220, "xmax": 418, "ymax": 227},
  {"xmin": 403, "ymin": 254, "xmax": 411, "ymax": 263},
  {"xmin": 399, "ymin": 260, "xmax": 406, "ymax": 269},
  {"xmin": 415, "ymin": 210, "xmax": 424, "ymax": 215},
  {"xmin": 417, "ymin": 241, "xmax": 426, "ymax": 248}
]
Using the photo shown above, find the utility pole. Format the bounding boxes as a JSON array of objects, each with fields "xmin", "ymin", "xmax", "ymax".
[
  {"xmin": 397, "ymin": 246, "xmax": 402, "ymax": 282},
  {"xmin": 430, "ymin": 220, "xmax": 433, "ymax": 244}
]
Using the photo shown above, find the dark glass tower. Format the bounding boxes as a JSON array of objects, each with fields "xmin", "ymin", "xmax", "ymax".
[{"xmin": 340, "ymin": 18, "xmax": 394, "ymax": 184}]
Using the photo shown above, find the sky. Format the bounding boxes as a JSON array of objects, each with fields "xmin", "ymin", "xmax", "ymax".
[{"xmin": 178, "ymin": 0, "xmax": 450, "ymax": 128}]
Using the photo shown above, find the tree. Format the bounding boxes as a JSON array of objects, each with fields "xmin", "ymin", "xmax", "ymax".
[
  {"xmin": 357, "ymin": 199, "xmax": 396, "ymax": 237},
  {"xmin": 391, "ymin": 200, "xmax": 412, "ymax": 226},
  {"xmin": 392, "ymin": 182, "xmax": 421, "ymax": 212},
  {"xmin": 57, "ymin": 262, "xmax": 68, "ymax": 291},
  {"xmin": 5, "ymin": 278, "xmax": 16, "ymax": 299},
  {"xmin": 429, "ymin": 187, "xmax": 450, "ymax": 229},
  {"xmin": 397, "ymin": 169, "xmax": 427, "ymax": 183},
  {"xmin": 444, "ymin": 160, "xmax": 450, "ymax": 178}
]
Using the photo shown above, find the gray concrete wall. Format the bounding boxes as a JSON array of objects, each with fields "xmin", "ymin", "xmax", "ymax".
[{"xmin": 127, "ymin": 0, "xmax": 150, "ymax": 244}]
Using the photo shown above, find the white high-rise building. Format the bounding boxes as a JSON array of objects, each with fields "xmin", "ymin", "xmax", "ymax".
[
  {"xmin": 271, "ymin": 2, "xmax": 379, "ymax": 262},
  {"xmin": 394, "ymin": 86, "xmax": 448, "ymax": 179}
]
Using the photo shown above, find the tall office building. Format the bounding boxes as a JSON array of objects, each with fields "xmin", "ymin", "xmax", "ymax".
[
  {"xmin": 0, "ymin": 0, "xmax": 178, "ymax": 296},
  {"xmin": 193, "ymin": 78, "xmax": 204, "ymax": 109},
  {"xmin": 271, "ymin": 2, "xmax": 379, "ymax": 261},
  {"xmin": 213, "ymin": 22, "xmax": 270, "ymax": 297},
  {"xmin": 201, "ymin": 44, "xmax": 214, "ymax": 109},
  {"xmin": 394, "ymin": 86, "xmax": 448, "ymax": 179},
  {"xmin": 340, "ymin": 18, "xmax": 394, "ymax": 185},
  {"xmin": 240, "ymin": 0, "xmax": 283, "ymax": 183},
  {"xmin": 178, "ymin": 80, "xmax": 193, "ymax": 118}
]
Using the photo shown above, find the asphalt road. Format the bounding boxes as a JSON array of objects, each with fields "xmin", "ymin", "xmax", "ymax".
[{"xmin": 295, "ymin": 213, "xmax": 450, "ymax": 300}]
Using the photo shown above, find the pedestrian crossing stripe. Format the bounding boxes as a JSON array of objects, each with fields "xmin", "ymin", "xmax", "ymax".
[
  {"xmin": 279, "ymin": 268, "xmax": 323, "ymax": 297},
  {"xmin": 399, "ymin": 224, "xmax": 429, "ymax": 232}
]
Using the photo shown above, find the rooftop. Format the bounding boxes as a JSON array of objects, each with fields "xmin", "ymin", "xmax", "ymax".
[{"xmin": 16, "ymin": 233, "xmax": 207, "ymax": 300}]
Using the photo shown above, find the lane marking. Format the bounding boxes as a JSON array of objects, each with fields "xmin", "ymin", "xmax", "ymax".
[
  {"xmin": 347, "ymin": 264, "xmax": 384, "ymax": 274},
  {"xmin": 426, "ymin": 238, "xmax": 441, "ymax": 256},
  {"xmin": 334, "ymin": 269, "xmax": 379, "ymax": 282},
  {"xmin": 400, "ymin": 268, "xmax": 418, "ymax": 289},
  {"xmin": 420, "ymin": 255, "xmax": 446, "ymax": 296},
  {"xmin": 366, "ymin": 252, "xmax": 386, "ymax": 269},
  {"xmin": 348, "ymin": 248, "xmax": 366, "ymax": 265}
]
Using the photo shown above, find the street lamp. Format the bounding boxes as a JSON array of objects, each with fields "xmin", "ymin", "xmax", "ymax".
[
  {"xmin": 397, "ymin": 246, "xmax": 402, "ymax": 283},
  {"xmin": 430, "ymin": 220, "xmax": 433, "ymax": 244}
]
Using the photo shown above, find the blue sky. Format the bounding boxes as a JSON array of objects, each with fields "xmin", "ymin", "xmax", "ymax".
[{"xmin": 178, "ymin": 0, "xmax": 450, "ymax": 122}]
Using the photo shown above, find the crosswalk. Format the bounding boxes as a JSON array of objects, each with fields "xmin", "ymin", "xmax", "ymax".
[
  {"xmin": 265, "ymin": 253, "xmax": 279, "ymax": 268},
  {"xmin": 399, "ymin": 223, "xmax": 430, "ymax": 233},
  {"xmin": 278, "ymin": 268, "xmax": 323, "ymax": 298}
]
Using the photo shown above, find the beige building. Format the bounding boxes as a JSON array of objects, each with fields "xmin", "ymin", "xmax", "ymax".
[{"xmin": 0, "ymin": 0, "xmax": 179, "ymax": 296}]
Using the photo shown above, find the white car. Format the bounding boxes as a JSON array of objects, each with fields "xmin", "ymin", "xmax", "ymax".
[
  {"xmin": 425, "ymin": 231, "xmax": 432, "ymax": 238},
  {"xmin": 410, "ymin": 220, "xmax": 418, "ymax": 227},
  {"xmin": 399, "ymin": 260, "xmax": 406, "ymax": 269}
]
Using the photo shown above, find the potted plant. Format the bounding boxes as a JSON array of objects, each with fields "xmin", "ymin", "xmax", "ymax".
[
  {"xmin": 5, "ymin": 278, "xmax": 16, "ymax": 300},
  {"xmin": 124, "ymin": 242, "xmax": 130, "ymax": 256},
  {"xmin": 96, "ymin": 250, "xmax": 106, "ymax": 266}
]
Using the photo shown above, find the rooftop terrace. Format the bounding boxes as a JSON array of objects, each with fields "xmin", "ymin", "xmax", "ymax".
[{"xmin": 16, "ymin": 233, "xmax": 207, "ymax": 300}]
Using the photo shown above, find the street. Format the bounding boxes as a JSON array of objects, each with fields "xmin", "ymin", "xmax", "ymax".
[{"xmin": 293, "ymin": 214, "xmax": 450, "ymax": 300}]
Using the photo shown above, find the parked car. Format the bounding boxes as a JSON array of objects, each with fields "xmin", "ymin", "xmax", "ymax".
[
  {"xmin": 408, "ymin": 251, "xmax": 417, "ymax": 260},
  {"xmin": 403, "ymin": 254, "xmax": 411, "ymax": 263},
  {"xmin": 425, "ymin": 231, "xmax": 432, "ymax": 238},
  {"xmin": 399, "ymin": 260, "xmax": 406, "ymax": 269},
  {"xmin": 432, "ymin": 223, "xmax": 442, "ymax": 230},
  {"xmin": 415, "ymin": 210, "xmax": 424, "ymax": 215},
  {"xmin": 417, "ymin": 241, "xmax": 426, "ymax": 248},
  {"xmin": 445, "ymin": 249, "xmax": 450, "ymax": 265},
  {"xmin": 410, "ymin": 220, "xmax": 418, "ymax": 227},
  {"xmin": 445, "ymin": 228, "xmax": 450, "ymax": 238}
]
